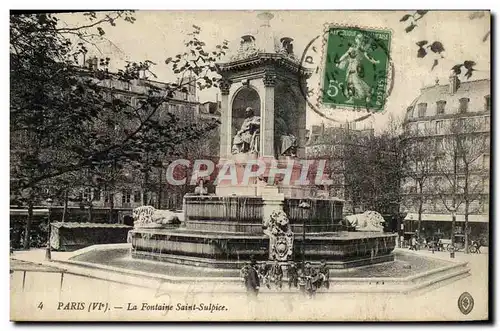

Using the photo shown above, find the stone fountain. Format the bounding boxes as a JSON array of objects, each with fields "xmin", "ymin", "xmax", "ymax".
[{"xmin": 128, "ymin": 12, "xmax": 396, "ymax": 269}]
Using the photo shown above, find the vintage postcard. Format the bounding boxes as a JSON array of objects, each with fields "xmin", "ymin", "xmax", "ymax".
[{"xmin": 9, "ymin": 10, "xmax": 491, "ymax": 321}]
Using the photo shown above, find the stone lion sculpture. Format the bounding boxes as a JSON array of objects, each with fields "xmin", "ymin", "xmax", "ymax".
[
  {"xmin": 132, "ymin": 206, "xmax": 181, "ymax": 228},
  {"xmin": 344, "ymin": 210, "xmax": 385, "ymax": 232},
  {"xmin": 263, "ymin": 210, "xmax": 291, "ymax": 236},
  {"xmin": 262, "ymin": 209, "xmax": 294, "ymax": 261}
]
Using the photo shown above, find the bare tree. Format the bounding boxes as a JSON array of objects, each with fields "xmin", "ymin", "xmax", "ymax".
[
  {"xmin": 307, "ymin": 116, "xmax": 403, "ymax": 217},
  {"xmin": 401, "ymin": 124, "xmax": 436, "ymax": 235},
  {"xmin": 434, "ymin": 117, "xmax": 489, "ymax": 253}
]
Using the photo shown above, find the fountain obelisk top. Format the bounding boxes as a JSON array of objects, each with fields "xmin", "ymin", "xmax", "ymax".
[
  {"xmin": 256, "ymin": 12, "xmax": 275, "ymax": 53},
  {"xmin": 257, "ymin": 12, "xmax": 274, "ymax": 26}
]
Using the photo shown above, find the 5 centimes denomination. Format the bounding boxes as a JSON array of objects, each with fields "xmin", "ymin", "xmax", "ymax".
[{"xmin": 320, "ymin": 24, "xmax": 392, "ymax": 113}]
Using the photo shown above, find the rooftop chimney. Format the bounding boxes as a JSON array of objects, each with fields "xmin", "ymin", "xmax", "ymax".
[{"xmin": 449, "ymin": 71, "xmax": 460, "ymax": 95}]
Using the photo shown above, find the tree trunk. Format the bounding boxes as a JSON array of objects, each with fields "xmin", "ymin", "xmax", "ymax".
[
  {"xmin": 88, "ymin": 202, "xmax": 93, "ymax": 223},
  {"xmin": 415, "ymin": 180, "xmax": 425, "ymax": 238},
  {"xmin": 451, "ymin": 210, "xmax": 456, "ymax": 249},
  {"xmin": 416, "ymin": 197, "xmax": 423, "ymax": 238},
  {"xmin": 157, "ymin": 168, "xmax": 163, "ymax": 209},
  {"xmin": 143, "ymin": 168, "xmax": 149, "ymax": 206},
  {"xmin": 108, "ymin": 193, "xmax": 114, "ymax": 223},
  {"xmin": 61, "ymin": 189, "xmax": 68, "ymax": 222},
  {"xmin": 464, "ymin": 200, "xmax": 470, "ymax": 254},
  {"xmin": 23, "ymin": 201, "xmax": 34, "ymax": 250}
]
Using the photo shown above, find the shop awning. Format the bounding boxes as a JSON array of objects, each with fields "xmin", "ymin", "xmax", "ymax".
[{"xmin": 404, "ymin": 213, "xmax": 489, "ymax": 223}]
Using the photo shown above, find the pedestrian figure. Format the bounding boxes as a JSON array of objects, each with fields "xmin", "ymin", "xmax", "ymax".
[
  {"xmin": 318, "ymin": 259, "xmax": 330, "ymax": 290},
  {"xmin": 270, "ymin": 261, "xmax": 283, "ymax": 290},
  {"xmin": 259, "ymin": 262, "xmax": 272, "ymax": 289},
  {"xmin": 410, "ymin": 236, "xmax": 418, "ymax": 251},
  {"xmin": 302, "ymin": 262, "xmax": 319, "ymax": 298},
  {"xmin": 240, "ymin": 262, "xmax": 250, "ymax": 280},
  {"xmin": 287, "ymin": 261, "xmax": 299, "ymax": 289},
  {"xmin": 297, "ymin": 267, "xmax": 306, "ymax": 295},
  {"xmin": 244, "ymin": 259, "xmax": 260, "ymax": 297}
]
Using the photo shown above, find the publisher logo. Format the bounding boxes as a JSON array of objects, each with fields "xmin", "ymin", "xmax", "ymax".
[{"xmin": 458, "ymin": 292, "xmax": 474, "ymax": 315}]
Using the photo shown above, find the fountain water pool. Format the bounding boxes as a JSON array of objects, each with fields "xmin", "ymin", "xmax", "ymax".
[{"xmin": 127, "ymin": 195, "xmax": 396, "ymax": 269}]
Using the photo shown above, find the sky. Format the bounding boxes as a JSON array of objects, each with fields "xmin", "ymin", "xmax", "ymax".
[{"xmin": 58, "ymin": 10, "xmax": 491, "ymax": 132}]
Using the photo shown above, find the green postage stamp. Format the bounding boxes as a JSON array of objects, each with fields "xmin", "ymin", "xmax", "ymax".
[{"xmin": 321, "ymin": 25, "xmax": 392, "ymax": 112}]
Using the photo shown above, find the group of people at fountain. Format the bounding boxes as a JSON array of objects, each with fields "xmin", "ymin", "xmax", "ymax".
[{"xmin": 240, "ymin": 258, "xmax": 330, "ymax": 297}]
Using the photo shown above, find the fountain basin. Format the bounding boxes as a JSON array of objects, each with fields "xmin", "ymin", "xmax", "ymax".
[
  {"xmin": 55, "ymin": 245, "xmax": 470, "ymax": 294},
  {"xmin": 183, "ymin": 195, "xmax": 344, "ymax": 233},
  {"xmin": 129, "ymin": 228, "xmax": 396, "ymax": 269}
]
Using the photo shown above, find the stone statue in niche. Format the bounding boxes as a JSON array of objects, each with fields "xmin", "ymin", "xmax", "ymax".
[
  {"xmin": 274, "ymin": 106, "xmax": 298, "ymax": 157},
  {"xmin": 232, "ymin": 107, "xmax": 260, "ymax": 154}
]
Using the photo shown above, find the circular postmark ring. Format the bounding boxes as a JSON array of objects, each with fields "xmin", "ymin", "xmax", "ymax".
[
  {"xmin": 297, "ymin": 24, "xmax": 395, "ymax": 121},
  {"xmin": 458, "ymin": 292, "xmax": 474, "ymax": 315}
]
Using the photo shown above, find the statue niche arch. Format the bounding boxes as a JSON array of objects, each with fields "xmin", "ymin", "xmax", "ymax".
[
  {"xmin": 231, "ymin": 86, "xmax": 261, "ymax": 155},
  {"xmin": 274, "ymin": 82, "xmax": 301, "ymax": 158}
]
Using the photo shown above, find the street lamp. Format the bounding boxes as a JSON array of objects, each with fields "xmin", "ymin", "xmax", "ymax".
[
  {"xmin": 298, "ymin": 201, "xmax": 311, "ymax": 267},
  {"xmin": 45, "ymin": 198, "xmax": 54, "ymax": 261}
]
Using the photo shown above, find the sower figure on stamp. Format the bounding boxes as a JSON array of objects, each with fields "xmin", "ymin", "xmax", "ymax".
[{"xmin": 336, "ymin": 33, "xmax": 379, "ymax": 104}]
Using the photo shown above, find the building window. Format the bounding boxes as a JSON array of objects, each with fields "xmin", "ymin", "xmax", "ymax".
[
  {"xmin": 435, "ymin": 137, "xmax": 444, "ymax": 152},
  {"xmin": 93, "ymin": 189, "xmax": 101, "ymax": 201},
  {"xmin": 82, "ymin": 188, "xmax": 92, "ymax": 202},
  {"xmin": 436, "ymin": 100, "xmax": 446, "ymax": 114},
  {"xmin": 483, "ymin": 154, "xmax": 490, "ymax": 169},
  {"xmin": 409, "ymin": 186, "xmax": 416, "ymax": 194},
  {"xmin": 130, "ymin": 97, "xmax": 137, "ymax": 108},
  {"xmin": 457, "ymin": 176, "xmax": 466, "ymax": 193},
  {"xmin": 481, "ymin": 196, "xmax": 489, "ymax": 213},
  {"xmin": 134, "ymin": 191, "xmax": 141, "ymax": 203},
  {"xmin": 484, "ymin": 116, "xmax": 490, "ymax": 129},
  {"xmin": 435, "ymin": 120, "xmax": 444, "ymax": 134},
  {"xmin": 433, "ymin": 177, "xmax": 442, "ymax": 189},
  {"xmin": 483, "ymin": 177, "xmax": 489, "ymax": 193},
  {"xmin": 122, "ymin": 191, "xmax": 131, "ymax": 204},
  {"xmin": 434, "ymin": 156, "xmax": 443, "ymax": 171},
  {"xmin": 432, "ymin": 197, "xmax": 440, "ymax": 211},
  {"xmin": 459, "ymin": 97, "xmax": 470, "ymax": 113},
  {"xmin": 406, "ymin": 106, "xmax": 414, "ymax": 118},
  {"xmin": 417, "ymin": 103, "xmax": 427, "ymax": 117},
  {"xmin": 485, "ymin": 95, "xmax": 491, "ymax": 111},
  {"xmin": 417, "ymin": 122, "xmax": 426, "ymax": 134},
  {"xmin": 457, "ymin": 157, "xmax": 466, "ymax": 172}
]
